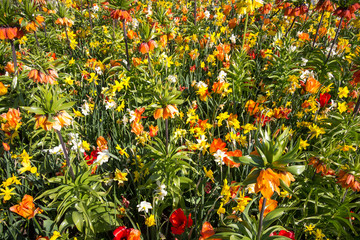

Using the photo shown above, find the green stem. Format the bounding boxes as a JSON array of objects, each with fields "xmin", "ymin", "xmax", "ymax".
[
  {"xmin": 147, "ymin": 52, "xmax": 153, "ymax": 76},
  {"xmin": 285, "ymin": 17, "xmax": 296, "ymax": 38},
  {"xmin": 312, "ymin": 10, "xmax": 325, "ymax": 48},
  {"xmin": 113, "ymin": 19, "xmax": 116, "ymax": 39},
  {"xmin": 123, "ymin": 19, "xmax": 130, "ymax": 71},
  {"xmin": 257, "ymin": 197, "xmax": 267, "ymax": 240},
  {"xmin": 341, "ymin": 188, "xmax": 348, "ymax": 203},
  {"xmin": 241, "ymin": 13, "xmax": 249, "ymax": 51},
  {"xmin": 33, "ymin": 217, "xmax": 45, "ymax": 236},
  {"xmin": 43, "ymin": 22, "xmax": 47, "ymax": 38},
  {"xmin": 326, "ymin": 16, "xmax": 343, "ymax": 63},
  {"xmin": 87, "ymin": 0, "xmax": 93, "ymax": 29},
  {"xmin": 64, "ymin": 25, "xmax": 72, "ymax": 56},
  {"xmin": 352, "ymin": 95, "xmax": 360, "ymax": 116},
  {"xmin": 165, "ymin": 118, "xmax": 168, "ymax": 155},
  {"xmin": 56, "ymin": 130, "xmax": 75, "ymax": 179},
  {"xmin": 194, "ymin": 0, "xmax": 197, "ymax": 25},
  {"xmin": 34, "ymin": 31, "xmax": 40, "ymax": 48},
  {"xmin": 10, "ymin": 40, "xmax": 17, "ymax": 75}
]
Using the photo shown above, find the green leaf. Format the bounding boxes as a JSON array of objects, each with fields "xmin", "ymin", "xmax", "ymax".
[
  {"xmin": 262, "ymin": 207, "xmax": 296, "ymax": 229},
  {"xmin": 21, "ymin": 106, "xmax": 45, "ymax": 115},
  {"xmin": 242, "ymin": 169, "xmax": 261, "ymax": 185},
  {"xmin": 54, "ymin": 101, "xmax": 75, "ymax": 111},
  {"xmin": 233, "ymin": 155, "xmax": 265, "ymax": 167},
  {"xmin": 285, "ymin": 165, "xmax": 306, "ymax": 175},
  {"xmin": 279, "ymin": 179, "xmax": 299, "ymax": 200},
  {"xmin": 72, "ymin": 211, "xmax": 84, "ymax": 232}
]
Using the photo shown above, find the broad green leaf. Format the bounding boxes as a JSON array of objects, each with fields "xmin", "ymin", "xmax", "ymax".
[
  {"xmin": 285, "ymin": 165, "xmax": 306, "ymax": 175},
  {"xmin": 72, "ymin": 211, "xmax": 84, "ymax": 232},
  {"xmin": 234, "ymin": 155, "xmax": 265, "ymax": 167}
]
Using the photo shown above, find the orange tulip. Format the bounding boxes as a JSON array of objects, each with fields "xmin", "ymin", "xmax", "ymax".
[
  {"xmin": 55, "ymin": 18, "xmax": 64, "ymax": 25},
  {"xmin": 2, "ymin": 142, "xmax": 10, "ymax": 151},
  {"xmin": 212, "ymin": 81, "xmax": 225, "ymax": 94},
  {"xmin": 160, "ymin": 35, "xmax": 167, "ymax": 48},
  {"xmin": 223, "ymin": 5, "xmax": 232, "ymax": 16},
  {"xmin": 245, "ymin": 100, "xmax": 260, "ymax": 115},
  {"xmin": 132, "ymin": 57, "xmax": 141, "ymax": 67},
  {"xmin": 4, "ymin": 62, "xmax": 15, "ymax": 74},
  {"xmin": 209, "ymin": 138, "xmax": 227, "ymax": 154},
  {"xmin": 127, "ymin": 30, "xmax": 137, "ymax": 40},
  {"xmin": 308, "ymin": 157, "xmax": 327, "ymax": 174},
  {"xmin": 128, "ymin": 229, "xmax": 141, "ymax": 240},
  {"xmin": 133, "ymin": 107, "xmax": 145, "ymax": 123},
  {"xmin": 96, "ymin": 136, "xmax": 108, "ymax": 150},
  {"xmin": 110, "ymin": 10, "xmax": 132, "ymax": 22},
  {"xmin": 29, "ymin": 69, "xmax": 58, "ymax": 84},
  {"xmin": 199, "ymin": 221, "xmax": 222, "ymax": 240},
  {"xmin": 315, "ymin": 0, "xmax": 334, "ymax": 12},
  {"xmin": 305, "ymin": 77, "xmax": 321, "ymax": 94},
  {"xmin": 298, "ymin": 32, "xmax": 310, "ymax": 41},
  {"xmin": 259, "ymin": 197, "xmax": 278, "ymax": 216},
  {"xmin": 0, "ymin": 82, "xmax": 8, "ymax": 96},
  {"xmin": 55, "ymin": 17, "xmax": 73, "ymax": 27},
  {"xmin": 0, "ymin": 27, "xmax": 23, "ymax": 40},
  {"xmin": 255, "ymin": 169, "xmax": 280, "ymax": 199},
  {"xmin": 131, "ymin": 122, "xmax": 144, "ymax": 136},
  {"xmin": 10, "ymin": 195, "xmax": 42, "ymax": 219},
  {"xmin": 228, "ymin": 18, "xmax": 237, "ymax": 29},
  {"xmin": 149, "ymin": 125, "xmax": 158, "ymax": 137},
  {"xmin": 1, "ymin": 108, "xmax": 22, "ymax": 132}
]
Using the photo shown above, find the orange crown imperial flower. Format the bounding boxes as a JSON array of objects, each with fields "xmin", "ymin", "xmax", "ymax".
[
  {"xmin": 0, "ymin": 27, "xmax": 24, "ymax": 40},
  {"xmin": 255, "ymin": 168, "xmax": 281, "ymax": 199},
  {"xmin": 110, "ymin": 10, "xmax": 132, "ymax": 22},
  {"xmin": 259, "ymin": 197, "xmax": 278, "ymax": 216},
  {"xmin": 278, "ymin": 171, "xmax": 295, "ymax": 187},
  {"xmin": 153, "ymin": 105, "xmax": 179, "ymax": 120},
  {"xmin": 28, "ymin": 69, "xmax": 58, "ymax": 85},
  {"xmin": 55, "ymin": 17, "xmax": 74, "ymax": 27},
  {"xmin": 337, "ymin": 170, "xmax": 360, "ymax": 192},
  {"xmin": 10, "ymin": 194, "xmax": 42, "ymax": 219}
]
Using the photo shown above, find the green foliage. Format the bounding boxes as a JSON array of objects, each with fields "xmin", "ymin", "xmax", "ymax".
[
  {"xmin": 234, "ymin": 126, "xmax": 305, "ymax": 175},
  {"xmin": 37, "ymin": 163, "xmax": 120, "ymax": 237}
]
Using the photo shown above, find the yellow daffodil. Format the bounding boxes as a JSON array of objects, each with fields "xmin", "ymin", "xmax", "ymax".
[
  {"xmin": 0, "ymin": 186, "xmax": 16, "ymax": 202},
  {"xmin": 145, "ymin": 214, "xmax": 156, "ymax": 227},
  {"xmin": 338, "ymin": 86, "xmax": 349, "ymax": 98}
]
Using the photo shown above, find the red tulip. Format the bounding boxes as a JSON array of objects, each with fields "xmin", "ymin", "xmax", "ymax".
[
  {"xmin": 113, "ymin": 226, "xmax": 141, "ymax": 240},
  {"xmin": 170, "ymin": 208, "xmax": 193, "ymax": 235},
  {"xmin": 319, "ymin": 93, "xmax": 331, "ymax": 107},
  {"xmin": 270, "ymin": 230, "xmax": 295, "ymax": 240}
]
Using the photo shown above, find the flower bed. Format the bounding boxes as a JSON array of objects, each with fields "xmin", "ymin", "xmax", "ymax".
[{"xmin": 0, "ymin": 0, "xmax": 360, "ymax": 239}]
